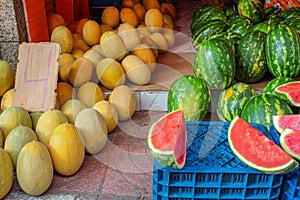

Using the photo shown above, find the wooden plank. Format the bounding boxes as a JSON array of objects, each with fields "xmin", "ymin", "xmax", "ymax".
[{"xmin": 14, "ymin": 42, "xmax": 60, "ymax": 112}]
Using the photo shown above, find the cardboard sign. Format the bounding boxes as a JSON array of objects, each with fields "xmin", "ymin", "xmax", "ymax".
[{"xmin": 14, "ymin": 42, "xmax": 60, "ymax": 112}]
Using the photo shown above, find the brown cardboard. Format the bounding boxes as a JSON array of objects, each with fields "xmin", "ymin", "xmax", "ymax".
[{"xmin": 14, "ymin": 42, "xmax": 60, "ymax": 112}]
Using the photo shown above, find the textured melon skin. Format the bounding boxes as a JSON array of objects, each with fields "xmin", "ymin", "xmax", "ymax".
[
  {"xmin": 263, "ymin": 77, "xmax": 295, "ymax": 96},
  {"xmin": 280, "ymin": 129, "xmax": 300, "ymax": 160}
]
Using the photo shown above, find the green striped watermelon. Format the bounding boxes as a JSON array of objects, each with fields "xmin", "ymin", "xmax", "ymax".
[
  {"xmin": 216, "ymin": 82, "xmax": 257, "ymax": 122},
  {"xmin": 226, "ymin": 15, "xmax": 253, "ymax": 37},
  {"xmin": 265, "ymin": 24, "xmax": 300, "ymax": 78},
  {"xmin": 193, "ymin": 37, "xmax": 236, "ymax": 89},
  {"xmin": 280, "ymin": 7, "xmax": 300, "ymax": 21},
  {"xmin": 263, "ymin": 77, "xmax": 295, "ymax": 96},
  {"xmin": 167, "ymin": 75, "xmax": 211, "ymax": 121},
  {"xmin": 241, "ymin": 93, "xmax": 293, "ymax": 129},
  {"xmin": 237, "ymin": 0, "xmax": 264, "ymax": 24},
  {"xmin": 192, "ymin": 20, "xmax": 228, "ymax": 49},
  {"xmin": 285, "ymin": 17, "xmax": 300, "ymax": 34},
  {"xmin": 147, "ymin": 110, "xmax": 186, "ymax": 169},
  {"xmin": 236, "ymin": 30, "xmax": 268, "ymax": 83},
  {"xmin": 228, "ymin": 116, "xmax": 298, "ymax": 174},
  {"xmin": 222, "ymin": 5, "xmax": 238, "ymax": 19},
  {"xmin": 252, "ymin": 18, "xmax": 280, "ymax": 34},
  {"xmin": 264, "ymin": 7, "xmax": 283, "ymax": 19}
]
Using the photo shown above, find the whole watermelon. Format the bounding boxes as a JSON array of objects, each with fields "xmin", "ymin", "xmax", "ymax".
[
  {"xmin": 216, "ymin": 82, "xmax": 257, "ymax": 122},
  {"xmin": 237, "ymin": 0, "xmax": 264, "ymax": 24},
  {"xmin": 236, "ymin": 30, "xmax": 268, "ymax": 83},
  {"xmin": 193, "ymin": 37, "xmax": 236, "ymax": 89},
  {"xmin": 263, "ymin": 77, "xmax": 296, "ymax": 96},
  {"xmin": 226, "ymin": 15, "xmax": 253, "ymax": 37},
  {"xmin": 252, "ymin": 18, "xmax": 280, "ymax": 34},
  {"xmin": 241, "ymin": 93, "xmax": 293, "ymax": 129},
  {"xmin": 167, "ymin": 75, "xmax": 211, "ymax": 121},
  {"xmin": 265, "ymin": 24, "xmax": 300, "ymax": 78}
]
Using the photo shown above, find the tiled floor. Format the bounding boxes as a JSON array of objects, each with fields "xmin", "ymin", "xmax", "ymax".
[{"xmin": 5, "ymin": 110, "xmax": 166, "ymax": 200}]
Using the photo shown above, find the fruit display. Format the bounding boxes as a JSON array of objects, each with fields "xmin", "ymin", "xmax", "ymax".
[
  {"xmin": 274, "ymin": 81, "xmax": 300, "ymax": 107},
  {"xmin": 273, "ymin": 114, "xmax": 300, "ymax": 134}
]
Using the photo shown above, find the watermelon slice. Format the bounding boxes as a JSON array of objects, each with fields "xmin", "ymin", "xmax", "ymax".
[
  {"xmin": 273, "ymin": 114, "xmax": 300, "ymax": 134},
  {"xmin": 228, "ymin": 116, "xmax": 298, "ymax": 173},
  {"xmin": 275, "ymin": 81, "xmax": 300, "ymax": 107},
  {"xmin": 280, "ymin": 129, "xmax": 300, "ymax": 160},
  {"xmin": 147, "ymin": 110, "xmax": 186, "ymax": 169}
]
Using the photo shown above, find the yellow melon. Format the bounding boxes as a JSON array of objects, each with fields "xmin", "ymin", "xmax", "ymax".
[
  {"xmin": 121, "ymin": 55, "xmax": 151, "ymax": 85},
  {"xmin": 75, "ymin": 18, "xmax": 89, "ymax": 36},
  {"xmin": 140, "ymin": 36, "xmax": 159, "ymax": 58},
  {"xmin": 0, "ymin": 130, "xmax": 3, "ymax": 148},
  {"xmin": 93, "ymin": 100, "xmax": 119, "ymax": 133},
  {"xmin": 133, "ymin": 3, "xmax": 147, "ymax": 21},
  {"xmin": 71, "ymin": 48, "xmax": 85, "ymax": 59},
  {"xmin": 77, "ymin": 82, "xmax": 104, "ymax": 107},
  {"xmin": 69, "ymin": 57, "xmax": 94, "ymax": 87},
  {"xmin": 96, "ymin": 58, "xmax": 126, "ymax": 90},
  {"xmin": 47, "ymin": 13, "xmax": 66, "ymax": 36},
  {"xmin": 150, "ymin": 32, "xmax": 169, "ymax": 51},
  {"xmin": 163, "ymin": 14, "xmax": 174, "ymax": 29},
  {"xmin": 75, "ymin": 108, "xmax": 108, "ymax": 154},
  {"xmin": 30, "ymin": 111, "xmax": 43, "ymax": 131},
  {"xmin": 35, "ymin": 109, "xmax": 68, "ymax": 146},
  {"xmin": 0, "ymin": 148, "xmax": 13, "ymax": 199},
  {"xmin": 91, "ymin": 44, "xmax": 105, "ymax": 57},
  {"xmin": 51, "ymin": 25, "xmax": 73, "ymax": 53},
  {"xmin": 16, "ymin": 140, "xmax": 53, "ymax": 196},
  {"xmin": 1, "ymin": 88, "xmax": 15, "ymax": 112},
  {"xmin": 137, "ymin": 24, "xmax": 152, "ymax": 38},
  {"xmin": 82, "ymin": 19, "xmax": 101, "ymax": 46},
  {"xmin": 163, "ymin": 27, "xmax": 175, "ymax": 48},
  {"xmin": 4, "ymin": 125, "xmax": 38, "ymax": 169},
  {"xmin": 120, "ymin": 7, "xmax": 139, "ymax": 27},
  {"xmin": 100, "ymin": 31, "xmax": 127, "ymax": 60},
  {"xmin": 83, "ymin": 49, "xmax": 104, "ymax": 67},
  {"xmin": 101, "ymin": 6, "xmax": 120, "ymax": 28},
  {"xmin": 60, "ymin": 99, "xmax": 87, "ymax": 124},
  {"xmin": 0, "ymin": 60, "xmax": 15, "ymax": 97},
  {"xmin": 118, "ymin": 23, "xmax": 141, "ymax": 51},
  {"xmin": 145, "ymin": 8, "xmax": 164, "ymax": 32},
  {"xmin": 0, "ymin": 106, "xmax": 32, "ymax": 140},
  {"xmin": 56, "ymin": 82, "xmax": 76, "ymax": 106},
  {"xmin": 58, "ymin": 53, "xmax": 75, "ymax": 83},
  {"xmin": 109, "ymin": 85, "xmax": 136, "ymax": 121},
  {"xmin": 132, "ymin": 44, "xmax": 156, "ymax": 72},
  {"xmin": 160, "ymin": 3, "xmax": 176, "ymax": 21},
  {"xmin": 49, "ymin": 123, "xmax": 85, "ymax": 176}
]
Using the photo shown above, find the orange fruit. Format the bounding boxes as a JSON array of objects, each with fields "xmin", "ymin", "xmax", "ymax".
[
  {"xmin": 47, "ymin": 13, "xmax": 66, "ymax": 35},
  {"xmin": 69, "ymin": 57, "xmax": 94, "ymax": 87},
  {"xmin": 75, "ymin": 18, "xmax": 89, "ymax": 36},
  {"xmin": 120, "ymin": 7, "xmax": 139, "ymax": 27},
  {"xmin": 133, "ymin": 3, "xmax": 147, "ymax": 22},
  {"xmin": 58, "ymin": 53, "xmax": 75, "ymax": 83},
  {"xmin": 143, "ymin": 0, "xmax": 160, "ymax": 10},
  {"xmin": 73, "ymin": 39, "xmax": 90, "ymax": 53},
  {"xmin": 145, "ymin": 9, "xmax": 164, "ymax": 32},
  {"xmin": 82, "ymin": 20, "xmax": 101, "ymax": 46},
  {"xmin": 101, "ymin": 6, "xmax": 120, "ymax": 28},
  {"xmin": 56, "ymin": 82, "xmax": 76, "ymax": 106}
]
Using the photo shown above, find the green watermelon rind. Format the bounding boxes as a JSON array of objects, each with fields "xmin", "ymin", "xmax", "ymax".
[
  {"xmin": 275, "ymin": 81, "xmax": 300, "ymax": 107},
  {"xmin": 147, "ymin": 110, "xmax": 186, "ymax": 169},
  {"xmin": 280, "ymin": 129, "xmax": 300, "ymax": 160},
  {"xmin": 263, "ymin": 77, "xmax": 296, "ymax": 96},
  {"xmin": 228, "ymin": 117, "xmax": 298, "ymax": 174}
]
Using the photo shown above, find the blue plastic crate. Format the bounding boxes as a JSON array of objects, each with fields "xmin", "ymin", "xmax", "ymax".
[
  {"xmin": 282, "ymin": 169, "xmax": 300, "ymax": 200},
  {"xmin": 152, "ymin": 121, "xmax": 285, "ymax": 200}
]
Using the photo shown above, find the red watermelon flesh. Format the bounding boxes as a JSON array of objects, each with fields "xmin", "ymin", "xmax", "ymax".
[
  {"xmin": 280, "ymin": 129, "xmax": 300, "ymax": 160},
  {"xmin": 275, "ymin": 81, "xmax": 300, "ymax": 107},
  {"xmin": 228, "ymin": 116, "xmax": 298, "ymax": 173},
  {"xmin": 273, "ymin": 114, "xmax": 300, "ymax": 134},
  {"xmin": 147, "ymin": 110, "xmax": 186, "ymax": 169}
]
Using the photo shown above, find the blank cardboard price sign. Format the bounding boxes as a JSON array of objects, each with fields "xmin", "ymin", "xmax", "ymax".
[{"xmin": 14, "ymin": 42, "xmax": 60, "ymax": 112}]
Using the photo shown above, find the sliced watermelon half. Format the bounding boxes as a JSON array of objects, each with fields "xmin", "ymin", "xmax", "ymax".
[
  {"xmin": 280, "ymin": 129, "xmax": 300, "ymax": 160},
  {"xmin": 273, "ymin": 114, "xmax": 300, "ymax": 134},
  {"xmin": 147, "ymin": 110, "xmax": 186, "ymax": 169},
  {"xmin": 275, "ymin": 81, "xmax": 300, "ymax": 107},
  {"xmin": 228, "ymin": 116, "xmax": 298, "ymax": 174}
]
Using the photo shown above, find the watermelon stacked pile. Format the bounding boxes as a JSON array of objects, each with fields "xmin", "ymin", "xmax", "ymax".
[{"xmin": 189, "ymin": 1, "xmax": 300, "ymax": 125}]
